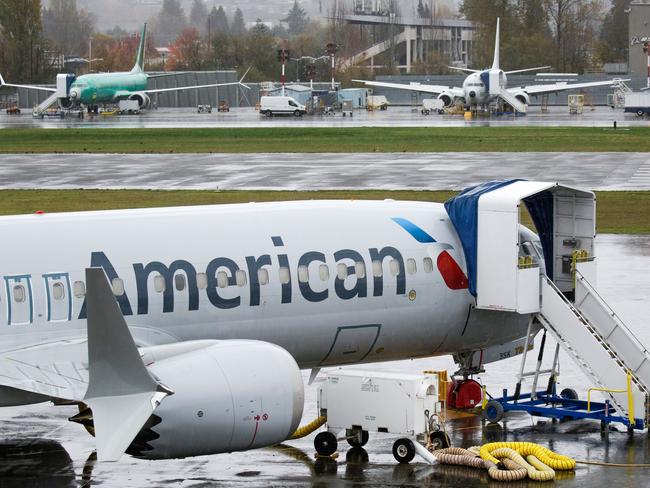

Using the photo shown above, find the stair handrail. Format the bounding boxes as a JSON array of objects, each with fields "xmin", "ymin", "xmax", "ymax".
[{"xmin": 575, "ymin": 269, "xmax": 649, "ymax": 357}]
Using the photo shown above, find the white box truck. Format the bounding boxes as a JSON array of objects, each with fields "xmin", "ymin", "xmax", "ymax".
[
  {"xmin": 624, "ymin": 91, "xmax": 650, "ymax": 116},
  {"xmin": 259, "ymin": 96, "xmax": 306, "ymax": 117}
]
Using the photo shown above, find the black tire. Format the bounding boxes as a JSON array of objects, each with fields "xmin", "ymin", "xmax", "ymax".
[
  {"xmin": 560, "ymin": 388, "xmax": 579, "ymax": 400},
  {"xmin": 347, "ymin": 429, "xmax": 369, "ymax": 448},
  {"xmin": 424, "ymin": 109, "xmax": 430, "ymax": 115},
  {"xmin": 429, "ymin": 431, "xmax": 450, "ymax": 450},
  {"xmin": 484, "ymin": 400, "xmax": 504, "ymax": 423},
  {"xmin": 314, "ymin": 431, "xmax": 337, "ymax": 456},
  {"xmin": 392, "ymin": 438, "xmax": 416, "ymax": 464},
  {"xmin": 637, "ymin": 109, "xmax": 645, "ymax": 117},
  {"xmin": 267, "ymin": 111, "xmax": 273, "ymax": 117},
  {"xmin": 294, "ymin": 110, "xmax": 302, "ymax": 117}
]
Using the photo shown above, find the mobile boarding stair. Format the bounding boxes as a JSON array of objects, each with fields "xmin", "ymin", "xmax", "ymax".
[{"xmin": 445, "ymin": 180, "xmax": 650, "ymax": 431}]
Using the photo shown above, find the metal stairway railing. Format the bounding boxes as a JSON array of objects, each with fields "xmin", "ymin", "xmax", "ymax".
[
  {"xmin": 32, "ymin": 93, "xmax": 59, "ymax": 117},
  {"xmin": 537, "ymin": 276, "xmax": 648, "ymax": 428}
]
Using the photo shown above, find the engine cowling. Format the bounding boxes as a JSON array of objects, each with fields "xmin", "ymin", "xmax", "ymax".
[
  {"xmin": 128, "ymin": 340, "xmax": 304, "ymax": 459},
  {"xmin": 58, "ymin": 97, "xmax": 74, "ymax": 109},
  {"xmin": 129, "ymin": 92, "xmax": 151, "ymax": 109},
  {"xmin": 512, "ymin": 91, "xmax": 530, "ymax": 107},
  {"xmin": 437, "ymin": 92, "xmax": 454, "ymax": 107}
]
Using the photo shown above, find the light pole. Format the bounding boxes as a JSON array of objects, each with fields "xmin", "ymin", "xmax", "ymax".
[
  {"xmin": 299, "ymin": 55, "xmax": 329, "ymax": 90},
  {"xmin": 326, "ymin": 43, "xmax": 338, "ymax": 90}
]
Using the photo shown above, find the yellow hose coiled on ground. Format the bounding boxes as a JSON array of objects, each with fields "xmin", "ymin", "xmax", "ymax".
[
  {"xmin": 479, "ymin": 442, "xmax": 576, "ymax": 471},
  {"xmin": 487, "ymin": 448, "xmax": 555, "ymax": 481},
  {"xmin": 289, "ymin": 416, "xmax": 327, "ymax": 440}
]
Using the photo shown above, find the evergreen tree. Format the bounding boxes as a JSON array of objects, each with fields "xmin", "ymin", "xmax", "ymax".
[
  {"xmin": 283, "ymin": 0, "xmax": 309, "ymax": 36},
  {"xmin": 42, "ymin": 0, "xmax": 95, "ymax": 56},
  {"xmin": 599, "ymin": 0, "xmax": 631, "ymax": 62},
  {"xmin": 231, "ymin": 7, "xmax": 245, "ymax": 35},
  {"xmin": 189, "ymin": 0, "xmax": 208, "ymax": 35},
  {"xmin": 214, "ymin": 6, "xmax": 229, "ymax": 33},
  {"xmin": 156, "ymin": 0, "xmax": 187, "ymax": 45},
  {"xmin": 0, "ymin": 0, "xmax": 43, "ymax": 81}
]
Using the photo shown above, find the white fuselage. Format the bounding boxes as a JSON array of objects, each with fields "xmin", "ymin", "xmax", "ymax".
[
  {"xmin": 0, "ymin": 200, "xmax": 527, "ymax": 368},
  {"xmin": 462, "ymin": 70, "xmax": 508, "ymax": 107}
]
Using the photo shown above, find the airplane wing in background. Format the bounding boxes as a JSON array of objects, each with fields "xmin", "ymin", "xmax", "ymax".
[
  {"xmin": 352, "ymin": 79, "xmax": 464, "ymax": 97},
  {"xmin": 0, "ymin": 73, "xmax": 56, "ymax": 93},
  {"xmin": 144, "ymin": 81, "xmax": 244, "ymax": 94},
  {"xmin": 512, "ymin": 78, "xmax": 629, "ymax": 97}
]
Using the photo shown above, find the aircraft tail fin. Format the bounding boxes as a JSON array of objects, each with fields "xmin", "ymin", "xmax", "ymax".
[
  {"xmin": 492, "ymin": 18, "xmax": 500, "ymax": 70},
  {"xmin": 132, "ymin": 23, "xmax": 147, "ymax": 73}
]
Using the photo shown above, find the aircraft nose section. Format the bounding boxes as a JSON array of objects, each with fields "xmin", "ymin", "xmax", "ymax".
[
  {"xmin": 69, "ymin": 89, "xmax": 79, "ymax": 99},
  {"xmin": 469, "ymin": 91, "xmax": 476, "ymax": 98}
]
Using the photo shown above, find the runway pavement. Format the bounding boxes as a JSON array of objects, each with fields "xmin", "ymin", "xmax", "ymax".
[{"xmin": 2, "ymin": 152, "xmax": 649, "ymax": 190}]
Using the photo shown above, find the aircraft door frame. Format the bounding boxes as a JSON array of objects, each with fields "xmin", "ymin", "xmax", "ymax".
[
  {"xmin": 43, "ymin": 272, "xmax": 72, "ymax": 322},
  {"xmin": 4, "ymin": 274, "xmax": 34, "ymax": 325}
]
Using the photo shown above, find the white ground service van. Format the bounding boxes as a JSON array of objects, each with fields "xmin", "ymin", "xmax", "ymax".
[
  {"xmin": 624, "ymin": 91, "xmax": 650, "ymax": 116},
  {"xmin": 259, "ymin": 96, "xmax": 306, "ymax": 117}
]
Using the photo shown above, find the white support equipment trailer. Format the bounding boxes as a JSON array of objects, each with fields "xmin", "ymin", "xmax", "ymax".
[{"xmin": 315, "ymin": 370, "xmax": 445, "ymax": 464}]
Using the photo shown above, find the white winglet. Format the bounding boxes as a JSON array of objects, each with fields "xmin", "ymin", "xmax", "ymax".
[
  {"xmin": 0, "ymin": 72, "xmax": 5, "ymax": 86},
  {"xmin": 83, "ymin": 267, "xmax": 171, "ymax": 462}
]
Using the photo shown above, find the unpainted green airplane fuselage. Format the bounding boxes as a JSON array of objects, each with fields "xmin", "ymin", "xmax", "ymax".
[{"xmin": 71, "ymin": 71, "xmax": 148, "ymax": 105}]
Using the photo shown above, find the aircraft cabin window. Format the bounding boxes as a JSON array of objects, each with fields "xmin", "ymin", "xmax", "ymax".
[
  {"xmin": 73, "ymin": 280, "xmax": 86, "ymax": 298},
  {"xmin": 235, "ymin": 270, "xmax": 247, "ymax": 287},
  {"xmin": 279, "ymin": 267, "xmax": 291, "ymax": 285},
  {"xmin": 337, "ymin": 263, "xmax": 348, "ymax": 280},
  {"xmin": 372, "ymin": 260, "xmax": 383, "ymax": 277},
  {"xmin": 13, "ymin": 285, "xmax": 25, "ymax": 303},
  {"xmin": 112, "ymin": 278, "xmax": 125, "ymax": 296},
  {"xmin": 52, "ymin": 282, "xmax": 65, "ymax": 301},
  {"xmin": 197, "ymin": 273, "xmax": 208, "ymax": 290},
  {"xmin": 355, "ymin": 261, "xmax": 366, "ymax": 279},
  {"xmin": 389, "ymin": 259, "xmax": 401, "ymax": 276},
  {"xmin": 175, "ymin": 274, "xmax": 186, "ymax": 291},
  {"xmin": 319, "ymin": 264, "xmax": 329, "ymax": 281},
  {"xmin": 217, "ymin": 271, "xmax": 229, "ymax": 288},
  {"xmin": 423, "ymin": 257, "xmax": 434, "ymax": 273},
  {"xmin": 258, "ymin": 268, "xmax": 269, "ymax": 285},
  {"xmin": 154, "ymin": 275, "xmax": 166, "ymax": 293},
  {"xmin": 298, "ymin": 265, "xmax": 309, "ymax": 283},
  {"xmin": 407, "ymin": 258, "xmax": 417, "ymax": 275}
]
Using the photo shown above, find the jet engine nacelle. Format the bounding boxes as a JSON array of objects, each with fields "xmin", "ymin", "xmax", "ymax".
[
  {"xmin": 58, "ymin": 97, "xmax": 74, "ymax": 109},
  {"xmin": 512, "ymin": 91, "xmax": 530, "ymax": 107},
  {"xmin": 129, "ymin": 92, "xmax": 151, "ymax": 109},
  {"xmin": 128, "ymin": 340, "xmax": 304, "ymax": 459},
  {"xmin": 437, "ymin": 92, "xmax": 454, "ymax": 107}
]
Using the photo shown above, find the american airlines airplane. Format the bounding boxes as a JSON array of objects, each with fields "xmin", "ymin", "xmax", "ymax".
[
  {"xmin": 0, "ymin": 196, "xmax": 534, "ymax": 461},
  {"xmin": 354, "ymin": 19, "xmax": 626, "ymax": 113}
]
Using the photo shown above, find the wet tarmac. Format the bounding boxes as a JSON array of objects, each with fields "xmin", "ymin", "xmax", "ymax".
[
  {"xmin": 0, "ymin": 105, "xmax": 648, "ymax": 129},
  {"xmin": 2, "ymin": 152, "xmax": 650, "ymax": 191},
  {"xmin": 1, "ymin": 234, "xmax": 649, "ymax": 487}
]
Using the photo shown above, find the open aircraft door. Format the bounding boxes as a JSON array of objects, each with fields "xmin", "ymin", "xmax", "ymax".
[{"xmin": 445, "ymin": 180, "xmax": 595, "ymax": 314}]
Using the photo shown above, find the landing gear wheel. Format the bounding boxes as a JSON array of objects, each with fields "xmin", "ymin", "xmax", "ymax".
[
  {"xmin": 392, "ymin": 438, "xmax": 416, "ymax": 464},
  {"xmin": 560, "ymin": 388, "xmax": 579, "ymax": 400},
  {"xmin": 347, "ymin": 429, "xmax": 369, "ymax": 447},
  {"xmin": 314, "ymin": 431, "xmax": 337, "ymax": 456},
  {"xmin": 484, "ymin": 400, "xmax": 504, "ymax": 423},
  {"xmin": 429, "ymin": 431, "xmax": 450, "ymax": 450}
]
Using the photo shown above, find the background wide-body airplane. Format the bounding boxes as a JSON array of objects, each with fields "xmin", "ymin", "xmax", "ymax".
[
  {"xmin": 2, "ymin": 179, "xmax": 642, "ymax": 462},
  {"xmin": 354, "ymin": 18, "xmax": 626, "ymax": 114},
  {"xmin": 0, "ymin": 24, "xmax": 248, "ymax": 112}
]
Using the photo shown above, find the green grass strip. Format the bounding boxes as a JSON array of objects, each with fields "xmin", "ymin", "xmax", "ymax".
[
  {"xmin": 0, "ymin": 189, "xmax": 647, "ymax": 234},
  {"xmin": 0, "ymin": 126, "xmax": 646, "ymax": 153}
]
